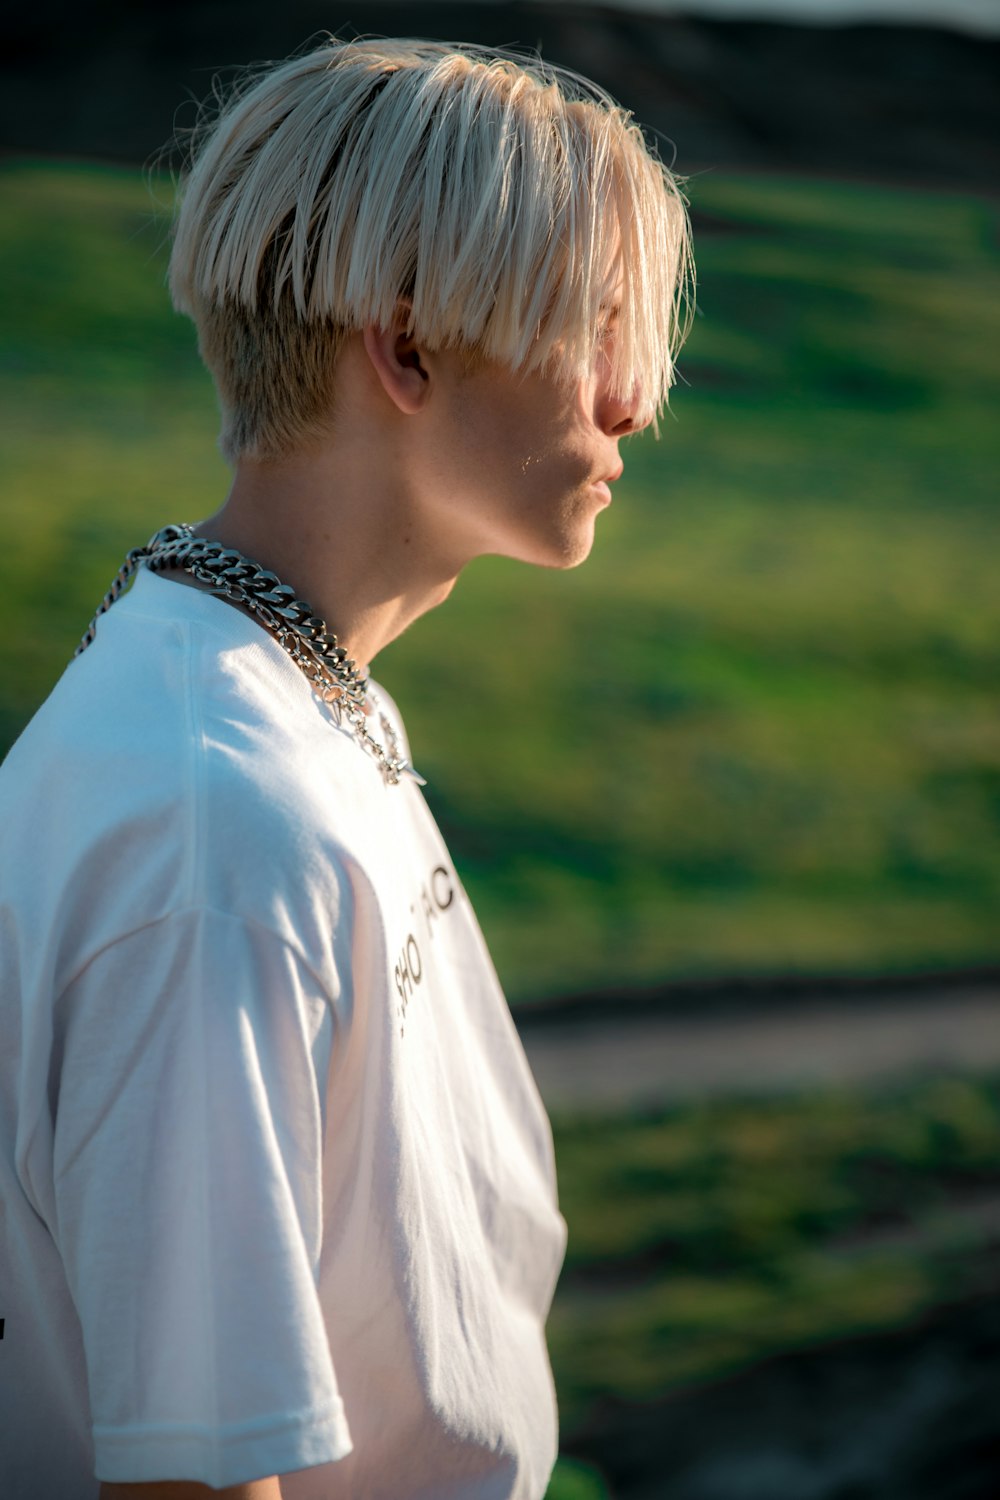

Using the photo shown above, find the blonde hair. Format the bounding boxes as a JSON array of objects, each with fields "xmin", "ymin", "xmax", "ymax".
[{"xmin": 169, "ymin": 37, "xmax": 694, "ymax": 463}]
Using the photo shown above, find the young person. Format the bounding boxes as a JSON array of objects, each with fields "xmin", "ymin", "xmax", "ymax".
[{"xmin": 0, "ymin": 36, "xmax": 692, "ymax": 1500}]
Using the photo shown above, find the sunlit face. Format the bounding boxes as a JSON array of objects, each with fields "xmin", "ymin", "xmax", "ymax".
[{"xmin": 415, "ymin": 312, "xmax": 647, "ymax": 571}]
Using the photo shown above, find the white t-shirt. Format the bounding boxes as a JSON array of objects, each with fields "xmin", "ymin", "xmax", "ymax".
[{"xmin": 0, "ymin": 566, "xmax": 567, "ymax": 1498}]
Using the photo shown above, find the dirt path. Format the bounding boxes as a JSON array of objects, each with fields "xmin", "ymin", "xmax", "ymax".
[{"xmin": 516, "ymin": 980, "xmax": 1000, "ymax": 1111}]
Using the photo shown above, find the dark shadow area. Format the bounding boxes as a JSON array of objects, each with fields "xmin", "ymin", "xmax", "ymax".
[
  {"xmin": 563, "ymin": 1295, "xmax": 1000, "ymax": 1500},
  {"xmin": 2, "ymin": 3, "xmax": 998, "ymax": 188}
]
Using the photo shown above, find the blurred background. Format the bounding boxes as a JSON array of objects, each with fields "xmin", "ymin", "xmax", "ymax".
[{"xmin": 2, "ymin": 1, "xmax": 999, "ymax": 1495}]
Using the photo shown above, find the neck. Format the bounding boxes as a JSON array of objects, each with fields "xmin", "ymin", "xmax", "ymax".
[{"xmin": 193, "ymin": 446, "xmax": 462, "ymax": 671}]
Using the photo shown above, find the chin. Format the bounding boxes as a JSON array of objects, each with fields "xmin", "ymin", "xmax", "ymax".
[
  {"xmin": 555, "ymin": 537, "xmax": 596, "ymax": 570},
  {"xmin": 507, "ymin": 528, "xmax": 595, "ymax": 572},
  {"xmin": 490, "ymin": 505, "xmax": 599, "ymax": 571},
  {"xmin": 547, "ymin": 519, "xmax": 599, "ymax": 570}
]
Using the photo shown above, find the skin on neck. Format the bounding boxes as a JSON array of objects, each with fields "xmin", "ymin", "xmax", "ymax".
[
  {"xmin": 188, "ymin": 308, "xmax": 640, "ymax": 670},
  {"xmin": 191, "ymin": 323, "xmax": 468, "ymax": 672}
]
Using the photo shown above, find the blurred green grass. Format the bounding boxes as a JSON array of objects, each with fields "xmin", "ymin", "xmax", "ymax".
[
  {"xmin": 1, "ymin": 160, "xmax": 998, "ymax": 999},
  {"xmin": 548, "ymin": 1072, "xmax": 1000, "ymax": 1437},
  {"xmin": 545, "ymin": 1456, "xmax": 610, "ymax": 1500}
]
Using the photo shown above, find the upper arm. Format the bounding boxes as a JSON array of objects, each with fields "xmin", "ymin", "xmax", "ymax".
[
  {"xmin": 54, "ymin": 910, "xmax": 351, "ymax": 1484},
  {"xmin": 99, "ymin": 1478, "xmax": 283, "ymax": 1499}
]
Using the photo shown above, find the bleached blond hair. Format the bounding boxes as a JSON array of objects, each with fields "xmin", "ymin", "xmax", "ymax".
[{"xmin": 169, "ymin": 37, "xmax": 694, "ymax": 463}]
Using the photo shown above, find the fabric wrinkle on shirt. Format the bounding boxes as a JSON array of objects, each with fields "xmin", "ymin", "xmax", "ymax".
[{"xmin": 0, "ymin": 565, "xmax": 567, "ymax": 1499}]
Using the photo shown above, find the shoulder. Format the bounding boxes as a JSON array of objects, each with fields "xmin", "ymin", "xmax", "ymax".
[{"xmin": 1, "ymin": 570, "xmax": 392, "ymax": 984}]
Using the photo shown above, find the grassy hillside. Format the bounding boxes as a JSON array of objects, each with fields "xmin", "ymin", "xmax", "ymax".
[
  {"xmin": 549, "ymin": 1072, "xmax": 1000, "ymax": 1436},
  {"xmin": 1, "ymin": 160, "xmax": 997, "ymax": 999}
]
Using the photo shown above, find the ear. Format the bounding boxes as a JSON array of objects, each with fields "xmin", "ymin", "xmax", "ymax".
[{"xmin": 362, "ymin": 310, "xmax": 431, "ymax": 416}]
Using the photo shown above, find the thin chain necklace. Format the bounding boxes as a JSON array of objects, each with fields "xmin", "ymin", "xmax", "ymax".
[{"xmin": 75, "ymin": 523, "xmax": 425, "ymax": 787}]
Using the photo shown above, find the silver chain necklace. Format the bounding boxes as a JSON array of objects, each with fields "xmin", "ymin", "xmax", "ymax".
[{"xmin": 75, "ymin": 523, "xmax": 425, "ymax": 787}]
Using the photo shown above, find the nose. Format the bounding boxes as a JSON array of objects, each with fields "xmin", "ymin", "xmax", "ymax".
[
  {"xmin": 593, "ymin": 359, "xmax": 651, "ymax": 438},
  {"xmin": 598, "ymin": 383, "xmax": 649, "ymax": 437}
]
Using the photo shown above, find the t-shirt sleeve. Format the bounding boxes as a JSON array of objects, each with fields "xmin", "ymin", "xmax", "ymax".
[{"xmin": 50, "ymin": 905, "xmax": 354, "ymax": 1487}]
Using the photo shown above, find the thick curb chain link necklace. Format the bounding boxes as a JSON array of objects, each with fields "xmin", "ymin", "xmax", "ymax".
[{"xmin": 74, "ymin": 523, "xmax": 425, "ymax": 788}]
